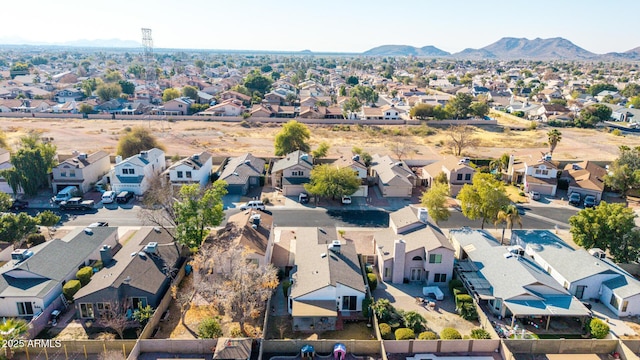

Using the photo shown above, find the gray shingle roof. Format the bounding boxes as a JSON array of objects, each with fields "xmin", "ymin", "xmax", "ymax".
[
  {"xmin": 271, "ymin": 150, "xmax": 313, "ymax": 173},
  {"xmin": 371, "ymin": 154, "xmax": 415, "ymax": 186},
  {"xmin": 219, "ymin": 153, "xmax": 265, "ymax": 185}
]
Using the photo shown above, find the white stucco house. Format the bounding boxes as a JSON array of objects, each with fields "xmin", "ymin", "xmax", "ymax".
[
  {"xmin": 110, "ymin": 148, "xmax": 166, "ymax": 195},
  {"xmin": 51, "ymin": 151, "xmax": 111, "ymax": 194},
  {"xmin": 163, "ymin": 151, "xmax": 212, "ymax": 189}
]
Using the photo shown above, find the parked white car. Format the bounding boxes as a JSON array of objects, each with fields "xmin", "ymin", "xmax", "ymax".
[
  {"xmin": 240, "ymin": 200, "xmax": 265, "ymax": 211},
  {"xmin": 341, "ymin": 195, "xmax": 352, "ymax": 205}
]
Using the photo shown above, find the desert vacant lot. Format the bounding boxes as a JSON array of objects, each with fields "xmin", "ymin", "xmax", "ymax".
[{"xmin": 0, "ymin": 117, "xmax": 636, "ymax": 161}]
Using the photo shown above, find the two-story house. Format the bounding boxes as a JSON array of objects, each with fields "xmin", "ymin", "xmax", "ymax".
[
  {"xmin": 110, "ymin": 148, "xmax": 166, "ymax": 195},
  {"xmin": 375, "ymin": 206, "xmax": 454, "ymax": 285},
  {"xmin": 561, "ymin": 161, "xmax": 607, "ymax": 203},
  {"xmin": 198, "ymin": 99, "xmax": 244, "ymax": 117},
  {"xmin": 216, "ymin": 210, "xmax": 274, "ymax": 271},
  {"xmin": 0, "ymin": 227, "xmax": 118, "ymax": 336},
  {"xmin": 270, "ymin": 150, "xmax": 313, "ymax": 196},
  {"xmin": 420, "ymin": 156, "xmax": 476, "ymax": 196},
  {"xmin": 361, "ymin": 105, "xmax": 403, "ymax": 120},
  {"xmin": 333, "ymin": 154, "xmax": 368, "ymax": 197},
  {"xmin": 54, "ymin": 88, "xmax": 84, "ymax": 103},
  {"xmin": 507, "ymin": 153, "xmax": 559, "ymax": 196},
  {"xmin": 163, "ymin": 151, "xmax": 213, "ymax": 190},
  {"xmin": 0, "ymin": 148, "xmax": 20, "ymax": 196},
  {"xmin": 287, "ymin": 227, "xmax": 366, "ymax": 332},
  {"xmin": 52, "ymin": 151, "xmax": 111, "ymax": 194},
  {"xmin": 162, "ymin": 97, "xmax": 192, "ymax": 115},
  {"xmin": 219, "ymin": 153, "xmax": 265, "ymax": 195},
  {"xmin": 370, "ymin": 154, "xmax": 416, "ymax": 198}
]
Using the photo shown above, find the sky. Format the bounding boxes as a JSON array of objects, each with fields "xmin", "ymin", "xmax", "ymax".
[{"xmin": 1, "ymin": 0, "xmax": 639, "ymax": 54}]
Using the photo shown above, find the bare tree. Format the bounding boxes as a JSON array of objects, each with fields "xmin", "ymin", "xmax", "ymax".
[
  {"xmin": 170, "ymin": 285, "xmax": 198, "ymax": 337},
  {"xmin": 387, "ymin": 140, "xmax": 415, "ymax": 161},
  {"xmin": 97, "ymin": 301, "xmax": 131, "ymax": 339},
  {"xmin": 138, "ymin": 175, "xmax": 178, "ymax": 239},
  {"xmin": 193, "ymin": 245, "xmax": 279, "ymax": 334},
  {"xmin": 446, "ymin": 125, "xmax": 479, "ymax": 156}
]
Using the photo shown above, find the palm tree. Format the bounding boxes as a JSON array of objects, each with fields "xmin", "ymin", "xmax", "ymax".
[
  {"xmin": 0, "ymin": 318, "xmax": 29, "ymax": 358},
  {"xmin": 494, "ymin": 204, "xmax": 523, "ymax": 245},
  {"xmin": 547, "ymin": 129, "xmax": 562, "ymax": 154}
]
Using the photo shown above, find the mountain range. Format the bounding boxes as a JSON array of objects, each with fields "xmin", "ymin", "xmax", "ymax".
[{"xmin": 363, "ymin": 37, "xmax": 640, "ymax": 60}]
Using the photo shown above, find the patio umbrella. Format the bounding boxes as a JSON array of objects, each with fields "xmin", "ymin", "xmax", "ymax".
[
  {"xmin": 301, "ymin": 344, "xmax": 315, "ymax": 358},
  {"xmin": 333, "ymin": 343, "xmax": 346, "ymax": 360}
]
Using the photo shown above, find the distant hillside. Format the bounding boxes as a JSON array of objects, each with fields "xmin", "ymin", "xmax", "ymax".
[
  {"xmin": 363, "ymin": 45, "xmax": 450, "ymax": 57},
  {"xmin": 453, "ymin": 37, "xmax": 596, "ymax": 60}
]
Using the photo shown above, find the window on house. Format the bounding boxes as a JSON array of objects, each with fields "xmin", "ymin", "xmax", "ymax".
[
  {"xmin": 535, "ymin": 169, "xmax": 541, "ymax": 175},
  {"xmin": 61, "ymin": 171, "xmax": 67, "ymax": 177},
  {"xmin": 434, "ymin": 273, "xmax": 447, "ymax": 283},
  {"xmin": 456, "ymin": 174, "xmax": 463, "ymax": 181},
  {"xmin": 542, "ymin": 170, "xmax": 548, "ymax": 175},
  {"xmin": 412, "ymin": 256, "xmax": 423, "ymax": 261},
  {"xmin": 79, "ymin": 303, "xmax": 94, "ymax": 318},
  {"xmin": 16, "ymin": 302, "xmax": 34, "ymax": 316},
  {"xmin": 622, "ymin": 300, "xmax": 628, "ymax": 312},
  {"xmin": 96, "ymin": 303, "xmax": 112, "ymax": 316},
  {"xmin": 610, "ymin": 294, "xmax": 620, "ymax": 309},
  {"xmin": 365, "ymin": 255, "xmax": 375, "ymax": 264},
  {"xmin": 130, "ymin": 297, "xmax": 148, "ymax": 310},
  {"xmin": 429, "ymin": 254, "xmax": 442, "ymax": 263},
  {"xmin": 342, "ymin": 296, "xmax": 357, "ymax": 311},
  {"xmin": 384, "ymin": 267, "xmax": 390, "ymax": 278},
  {"xmin": 465, "ymin": 173, "xmax": 471, "ymax": 181},
  {"xmin": 69, "ymin": 170, "xmax": 76, "ymax": 177},
  {"xmin": 177, "ymin": 171, "xmax": 183, "ymax": 178},
  {"xmin": 186, "ymin": 171, "xmax": 192, "ymax": 178},
  {"xmin": 178, "ymin": 104, "xmax": 183, "ymax": 108},
  {"xmin": 123, "ymin": 168, "xmax": 135, "ymax": 175}
]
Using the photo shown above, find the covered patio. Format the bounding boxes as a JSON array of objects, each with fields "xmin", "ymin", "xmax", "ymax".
[{"xmin": 291, "ymin": 300, "xmax": 338, "ymax": 332}]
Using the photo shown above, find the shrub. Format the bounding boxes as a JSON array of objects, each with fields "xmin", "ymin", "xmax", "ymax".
[
  {"xmin": 230, "ymin": 325, "xmax": 243, "ymax": 337},
  {"xmin": 455, "ymin": 294, "xmax": 473, "ymax": 306},
  {"xmin": 93, "ymin": 260, "xmax": 104, "ymax": 271},
  {"xmin": 261, "ymin": 196, "xmax": 271, "ymax": 205},
  {"xmin": 403, "ymin": 311, "xmax": 427, "ymax": 333},
  {"xmin": 362, "ymin": 297, "xmax": 372, "ymax": 318},
  {"xmin": 589, "ymin": 318, "xmax": 610, "ymax": 339},
  {"xmin": 418, "ymin": 331, "xmax": 438, "ymax": 340},
  {"xmin": 63, "ymin": 280, "xmax": 81, "ymax": 300},
  {"xmin": 440, "ymin": 327, "xmax": 462, "ymax": 340},
  {"xmin": 379, "ymin": 323, "xmax": 392, "ymax": 339},
  {"xmin": 367, "ymin": 273, "xmax": 378, "ymax": 291},
  {"xmin": 470, "ymin": 328, "xmax": 492, "ymax": 339},
  {"xmin": 448, "ymin": 279, "xmax": 463, "ymax": 294},
  {"xmin": 198, "ymin": 317, "xmax": 222, "ymax": 338},
  {"xmin": 612, "ymin": 129, "xmax": 622, "ymax": 136},
  {"xmin": 453, "ymin": 288, "xmax": 467, "ymax": 296},
  {"xmin": 282, "ymin": 280, "xmax": 291, "ymax": 298},
  {"xmin": 395, "ymin": 328, "xmax": 415, "ymax": 340},
  {"xmin": 27, "ymin": 233, "xmax": 46, "ymax": 247},
  {"xmin": 76, "ymin": 266, "xmax": 94, "ymax": 286},
  {"xmin": 518, "ymin": 191, "xmax": 525, "ymax": 196},
  {"xmin": 458, "ymin": 303, "xmax": 478, "ymax": 320}
]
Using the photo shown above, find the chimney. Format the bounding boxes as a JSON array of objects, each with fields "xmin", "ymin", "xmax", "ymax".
[
  {"xmin": 100, "ymin": 245, "xmax": 113, "ymax": 265},
  {"xmin": 78, "ymin": 153, "xmax": 87, "ymax": 161},
  {"xmin": 392, "ymin": 239, "xmax": 406, "ymax": 284},
  {"xmin": 115, "ymin": 155, "xmax": 123, "ymax": 164}
]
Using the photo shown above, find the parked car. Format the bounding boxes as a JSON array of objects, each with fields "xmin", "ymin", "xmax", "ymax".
[
  {"xmin": 529, "ymin": 191, "xmax": 541, "ymax": 201},
  {"xmin": 9, "ymin": 199, "xmax": 29, "ymax": 211},
  {"xmin": 298, "ymin": 192, "xmax": 309, "ymax": 204},
  {"xmin": 568, "ymin": 192, "xmax": 581, "ymax": 206},
  {"xmin": 88, "ymin": 222, "xmax": 109, "ymax": 227},
  {"xmin": 240, "ymin": 200, "xmax": 265, "ymax": 211},
  {"xmin": 116, "ymin": 191, "xmax": 134, "ymax": 204},
  {"xmin": 101, "ymin": 190, "xmax": 116, "ymax": 204},
  {"xmin": 341, "ymin": 195, "xmax": 352, "ymax": 205},
  {"xmin": 584, "ymin": 195, "xmax": 597, "ymax": 208}
]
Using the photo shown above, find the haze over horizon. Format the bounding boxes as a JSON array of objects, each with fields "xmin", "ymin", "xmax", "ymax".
[{"xmin": 2, "ymin": 0, "xmax": 638, "ymax": 54}]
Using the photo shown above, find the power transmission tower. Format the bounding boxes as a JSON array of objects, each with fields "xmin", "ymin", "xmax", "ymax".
[{"xmin": 141, "ymin": 28, "xmax": 155, "ymax": 85}]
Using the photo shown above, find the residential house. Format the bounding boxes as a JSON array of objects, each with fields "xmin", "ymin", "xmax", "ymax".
[
  {"xmin": 507, "ymin": 153, "xmax": 558, "ymax": 196},
  {"xmin": 420, "ymin": 156, "xmax": 476, "ymax": 196},
  {"xmin": 198, "ymin": 99, "xmax": 244, "ymax": 117},
  {"xmin": 298, "ymin": 106, "xmax": 344, "ymax": 119},
  {"xmin": 361, "ymin": 105, "xmax": 403, "ymax": 120},
  {"xmin": 164, "ymin": 151, "xmax": 213, "ymax": 189},
  {"xmin": 370, "ymin": 154, "xmax": 416, "ymax": 198},
  {"xmin": 264, "ymin": 91, "xmax": 287, "ymax": 105},
  {"xmin": 249, "ymin": 104, "xmax": 275, "ymax": 118},
  {"xmin": 0, "ymin": 99, "xmax": 22, "ymax": 112},
  {"xmin": 530, "ymin": 103, "xmax": 570, "ymax": 122},
  {"xmin": 610, "ymin": 106, "xmax": 640, "ymax": 123},
  {"xmin": 162, "ymin": 97, "xmax": 192, "ymax": 115},
  {"xmin": 511, "ymin": 230, "xmax": 640, "ymax": 317},
  {"xmin": 376, "ymin": 206, "xmax": 454, "ymax": 285},
  {"xmin": 220, "ymin": 90, "xmax": 251, "ymax": 104},
  {"xmin": 0, "ymin": 148, "xmax": 20, "ymax": 195},
  {"xmin": 333, "ymin": 154, "xmax": 368, "ymax": 197},
  {"xmin": 55, "ymin": 88, "xmax": 84, "ymax": 103},
  {"xmin": 110, "ymin": 148, "xmax": 166, "ymax": 195},
  {"xmin": 271, "ymin": 151, "xmax": 313, "ymax": 196},
  {"xmin": 196, "ymin": 91, "xmax": 214, "ymax": 105},
  {"xmin": 450, "ymin": 228, "xmax": 591, "ymax": 328},
  {"xmin": 218, "ymin": 210, "xmax": 274, "ymax": 269},
  {"xmin": 73, "ymin": 227, "xmax": 185, "ymax": 319},
  {"xmin": 213, "ymin": 338, "xmax": 252, "ymax": 360},
  {"xmin": 562, "ymin": 161, "xmax": 607, "ymax": 203},
  {"xmin": 0, "ymin": 227, "xmax": 118, "ymax": 335},
  {"xmin": 287, "ymin": 227, "xmax": 366, "ymax": 332},
  {"xmin": 219, "ymin": 153, "xmax": 265, "ymax": 195},
  {"xmin": 52, "ymin": 151, "xmax": 111, "ymax": 193},
  {"xmin": 535, "ymin": 88, "xmax": 563, "ymax": 103}
]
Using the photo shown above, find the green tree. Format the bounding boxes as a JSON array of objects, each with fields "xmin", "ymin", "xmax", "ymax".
[
  {"xmin": 194, "ymin": 60, "xmax": 205, "ymax": 71},
  {"xmin": 0, "ymin": 212, "xmax": 38, "ymax": 244},
  {"xmin": 338, "ymin": 85, "xmax": 347, "ymax": 97},
  {"xmin": 458, "ymin": 173, "xmax": 510, "ymax": 229},
  {"xmin": 410, "ymin": 104, "xmax": 435, "ymax": 120},
  {"xmin": 78, "ymin": 103, "xmax": 94, "ymax": 114},
  {"xmin": 346, "ymin": 75, "xmax": 359, "ymax": 85},
  {"xmin": 162, "ymin": 88, "xmax": 180, "ymax": 102},
  {"xmin": 127, "ymin": 64, "xmax": 145, "ymax": 79},
  {"xmin": 589, "ymin": 318, "xmax": 610, "ymax": 339},
  {"xmin": 351, "ymin": 85, "xmax": 378, "ymax": 105},
  {"xmin": 133, "ymin": 305, "xmax": 155, "ymax": 326},
  {"xmin": 197, "ymin": 317, "xmax": 223, "ymax": 338},
  {"xmin": 342, "ymin": 97, "xmax": 361, "ymax": 118},
  {"xmin": 420, "ymin": 182, "xmax": 450, "ymax": 224},
  {"xmin": 0, "ymin": 192, "xmax": 11, "ymax": 211},
  {"xmin": 81, "ymin": 78, "xmax": 102, "ymax": 97},
  {"xmin": 96, "ymin": 83, "xmax": 122, "ymax": 102},
  {"xmin": 547, "ymin": 129, "xmax": 562, "ymax": 154},
  {"xmin": 174, "ymin": 182, "xmax": 227, "ymax": 249},
  {"xmin": 36, "ymin": 210, "xmax": 61, "ymax": 239},
  {"xmin": 0, "ymin": 318, "xmax": 28, "ymax": 358},
  {"xmin": 116, "ymin": 126, "xmax": 165, "ymax": 158},
  {"xmin": 469, "ymin": 101, "xmax": 489, "ymax": 118},
  {"xmin": 587, "ymin": 83, "xmax": 617, "ymax": 96},
  {"xmin": 470, "ymin": 328, "xmax": 492, "ymax": 339},
  {"xmin": 402, "ymin": 311, "xmax": 427, "ymax": 333},
  {"xmin": 304, "ymin": 165, "xmax": 360, "ymax": 201},
  {"xmin": 181, "ymin": 85, "xmax": 199, "ymax": 100},
  {"xmin": 274, "ymin": 120, "xmax": 311, "ymax": 156},
  {"xmin": 569, "ymin": 202, "xmax": 640, "ymax": 263},
  {"xmin": 104, "ymin": 69, "xmax": 123, "ymax": 82},
  {"xmin": 271, "ymin": 71, "xmax": 281, "ymax": 81},
  {"xmin": 432, "ymin": 105, "xmax": 451, "ymax": 120},
  {"xmin": 621, "ymin": 83, "xmax": 640, "ymax": 98},
  {"xmin": 244, "ymin": 70, "xmax": 273, "ymax": 96},
  {"xmin": 605, "ymin": 146, "xmax": 640, "ymax": 197},
  {"xmin": 446, "ymin": 93, "xmax": 473, "ymax": 119},
  {"xmin": 494, "ymin": 204, "xmax": 522, "ymax": 245},
  {"xmin": 260, "ymin": 64, "xmax": 273, "ymax": 73},
  {"xmin": 352, "ymin": 147, "xmax": 372, "ymax": 167},
  {"xmin": 311, "ymin": 142, "xmax": 330, "ymax": 162},
  {"xmin": 0, "ymin": 134, "xmax": 57, "ymax": 196},
  {"xmin": 118, "ymin": 80, "xmax": 135, "ymax": 95},
  {"xmin": 575, "ymin": 104, "xmax": 612, "ymax": 127},
  {"xmin": 628, "ymin": 96, "xmax": 640, "ymax": 109},
  {"xmin": 489, "ymin": 153, "xmax": 510, "ymax": 173}
]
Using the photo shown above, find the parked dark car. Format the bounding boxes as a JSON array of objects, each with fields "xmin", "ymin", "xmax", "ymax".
[
  {"xmin": 116, "ymin": 191, "xmax": 134, "ymax": 204},
  {"xmin": 568, "ymin": 192, "xmax": 581, "ymax": 206},
  {"xmin": 584, "ymin": 195, "xmax": 597, "ymax": 208},
  {"xmin": 9, "ymin": 199, "xmax": 29, "ymax": 211}
]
